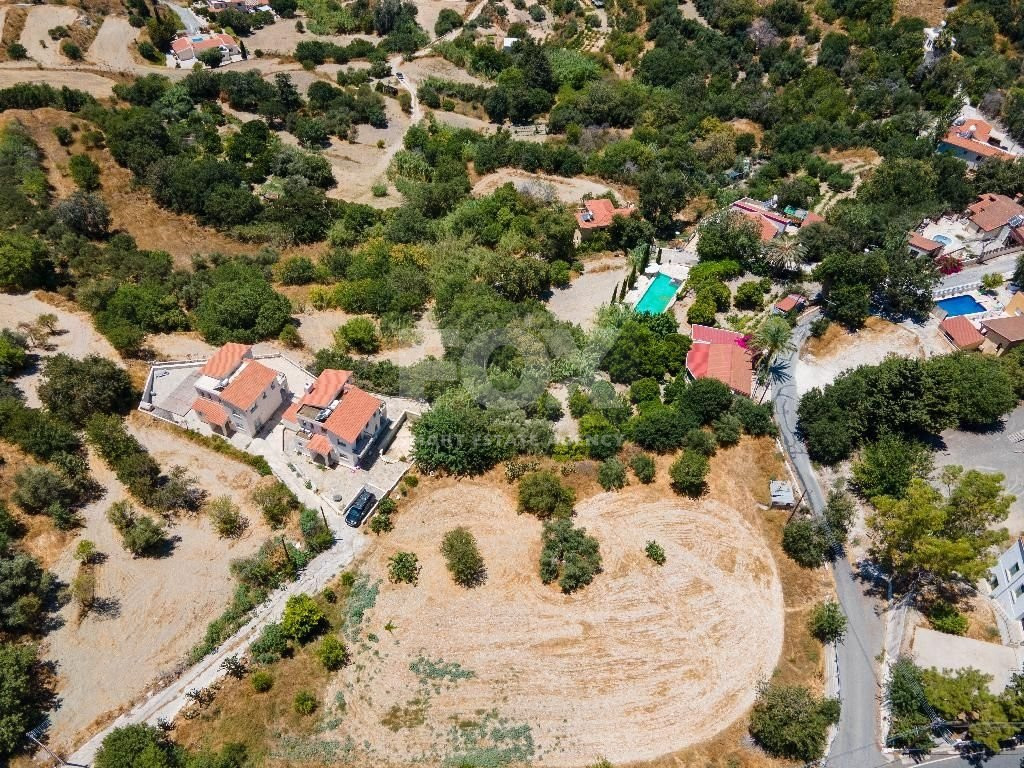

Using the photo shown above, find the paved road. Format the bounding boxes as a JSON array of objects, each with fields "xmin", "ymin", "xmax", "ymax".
[
  {"xmin": 159, "ymin": 0, "xmax": 205, "ymax": 36},
  {"xmin": 940, "ymin": 251, "xmax": 1021, "ymax": 289},
  {"xmin": 773, "ymin": 310, "xmax": 895, "ymax": 768}
]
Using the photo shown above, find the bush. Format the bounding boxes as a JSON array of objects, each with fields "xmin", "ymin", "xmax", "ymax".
[
  {"xmin": 299, "ymin": 506, "xmax": 333, "ymax": 552},
  {"xmin": 294, "ymin": 690, "xmax": 317, "ymax": 715},
  {"xmin": 69, "ymin": 154, "xmax": 101, "ymax": 190},
  {"xmin": 250, "ymin": 622, "xmax": 290, "ymax": 664},
  {"xmin": 388, "ymin": 551, "xmax": 420, "ymax": 584},
  {"xmin": 335, "ymin": 316, "xmax": 380, "ymax": 354},
  {"xmin": 440, "ymin": 527, "xmax": 485, "ymax": 587},
  {"xmin": 207, "ymin": 495, "xmax": 248, "ymax": 538},
  {"xmin": 808, "ymin": 600, "xmax": 847, "ymax": 643},
  {"xmin": 317, "ymin": 634, "xmax": 348, "ymax": 669},
  {"xmin": 39, "ymin": 354, "xmax": 133, "ymax": 426},
  {"xmin": 7, "ymin": 43, "xmax": 27, "ymax": 61},
  {"xmin": 927, "ymin": 601, "xmax": 969, "ymax": 635},
  {"xmin": 251, "ymin": 670, "xmax": 273, "ymax": 692},
  {"xmin": 628, "ymin": 378, "xmax": 661, "ymax": 404},
  {"xmin": 809, "ymin": 316, "xmax": 831, "ymax": 338},
  {"xmin": 598, "ymin": 457, "xmax": 627, "ymax": 490},
  {"xmin": 539, "ymin": 517, "xmax": 602, "ymax": 593},
  {"xmin": 281, "ymin": 593, "xmax": 327, "ymax": 642},
  {"xmin": 712, "ymin": 413, "xmax": 742, "ymax": 446},
  {"xmin": 645, "ymin": 540, "xmax": 666, "ymax": 565},
  {"xmin": 137, "ymin": 41, "xmax": 160, "ymax": 61},
  {"xmin": 669, "ymin": 450, "xmax": 709, "ymax": 496},
  {"xmin": 276, "ymin": 255, "xmax": 317, "ymax": 285},
  {"xmin": 518, "ymin": 470, "xmax": 574, "ymax": 518},
  {"xmin": 61, "ymin": 40, "xmax": 83, "ymax": 60},
  {"xmin": 748, "ymin": 683, "xmax": 839, "ymax": 761},
  {"xmin": 369, "ymin": 511, "xmax": 394, "ymax": 534},
  {"xmin": 106, "ymin": 501, "xmax": 166, "ymax": 557},
  {"xmin": 251, "ymin": 481, "xmax": 298, "ymax": 528},
  {"xmin": 629, "ymin": 453, "xmax": 655, "ymax": 483},
  {"xmin": 734, "ymin": 280, "xmax": 766, "ymax": 310}
]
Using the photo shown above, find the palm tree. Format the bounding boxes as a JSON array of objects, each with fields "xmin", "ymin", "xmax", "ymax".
[
  {"xmin": 760, "ymin": 238, "xmax": 806, "ymax": 273},
  {"xmin": 752, "ymin": 316, "xmax": 795, "ymax": 401}
]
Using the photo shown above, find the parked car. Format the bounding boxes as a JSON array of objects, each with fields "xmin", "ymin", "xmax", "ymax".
[{"xmin": 345, "ymin": 488, "xmax": 377, "ymax": 528}]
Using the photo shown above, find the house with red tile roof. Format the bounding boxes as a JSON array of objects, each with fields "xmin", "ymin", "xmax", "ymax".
[
  {"xmin": 573, "ymin": 198, "xmax": 636, "ymax": 244},
  {"xmin": 191, "ymin": 344, "xmax": 289, "ymax": 436},
  {"xmin": 686, "ymin": 325, "xmax": 754, "ymax": 397},
  {"xmin": 282, "ymin": 369, "xmax": 387, "ymax": 468},
  {"xmin": 967, "ymin": 193, "xmax": 1024, "ymax": 242},
  {"xmin": 728, "ymin": 198, "xmax": 795, "ymax": 242},
  {"xmin": 773, "ymin": 294, "xmax": 806, "ymax": 315},
  {"xmin": 908, "ymin": 232, "xmax": 944, "ymax": 257},
  {"xmin": 170, "ymin": 33, "xmax": 240, "ymax": 63},
  {"xmin": 939, "ymin": 119, "xmax": 1016, "ymax": 168},
  {"xmin": 939, "ymin": 316, "xmax": 984, "ymax": 351}
]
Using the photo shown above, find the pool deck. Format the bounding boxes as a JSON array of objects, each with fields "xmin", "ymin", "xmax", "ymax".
[
  {"xmin": 931, "ymin": 289, "xmax": 1002, "ymax": 321},
  {"xmin": 627, "ymin": 264, "xmax": 690, "ymax": 314}
]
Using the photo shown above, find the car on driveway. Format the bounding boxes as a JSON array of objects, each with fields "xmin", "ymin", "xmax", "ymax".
[{"xmin": 345, "ymin": 488, "xmax": 378, "ymax": 527}]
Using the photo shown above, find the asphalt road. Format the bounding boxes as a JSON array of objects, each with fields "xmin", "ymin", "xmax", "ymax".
[
  {"xmin": 159, "ymin": 0, "xmax": 205, "ymax": 36},
  {"xmin": 773, "ymin": 311, "xmax": 895, "ymax": 768}
]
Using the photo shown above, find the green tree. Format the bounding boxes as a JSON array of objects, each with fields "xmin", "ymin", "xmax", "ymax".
[
  {"xmin": 0, "ymin": 231, "xmax": 52, "ymax": 292},
  {"xmin": 69, "ymin": 153, "xmax": 101, "ymax": 190},
  {"xmin": 751, "ymin": 316, "xmax": 793, "ymax": 378},
  {"xmin": 697, "ymin": 211, "xmax": 763, "ymax": 266},
  {"xmin": 669, "ymin": 450, "xmax": 709, "ymax": 496},
  {"xmin": 194, "ymin": 268, "xmax": 293, "ymax": 345},
  {"xmin": 317, "ymin": 635, "xmax": 348, "ymax": 670},
  {"xmin": 629, "ymin": 453, "xmax": 656, "ymax": 483},
  {"xmin": 0, "ymin": 642, "xmax": 48, "ymax": 757},
  {"xmin": 95, "ymin": 724, "xmax": 176, "ymax": 768},
  {"xmin": 808, "ymin": 600, "xmax": 847, "ymax": 643},
  {"xmin": 335, "ymin": 317, "xmax": 381, "ymax": 354},
  {"xmin": 851, "ymin": 435, "xmax": 933, "ymax": 499},
  {"xmin": 539, "ymin": 517, "xmax": 602, "ymax": 593},
  {"xmin": 440, "ymin": 526, "xmax": 486, "ymax": 587},
  {"xmin": 748, "ymin": 683, "xmax": 840, "ymax": 761},
  {"xmin": 38, "ymin": 354, "xmax": 134, "ymax": 426},
  {"xmin": 388, "ymin": 551, "xmax": 420, "ymax": 584},
  {"xmin": 518, "ymin": 470, "xmax": 575, "ymax": 518},
  {"xmin": 597, "ymin": 457, "xmax": 627, "ymax": 490},
  {"xmin": 412, "ymin": 390, "xmax": 505, "ymax": 475},
  {"xmin": 782, "ymin": 517, "xmax": 829, "ymax": 567},
  {"xmin": 0, "ymin": 553, "xmax": 51, "ymax": 634},
  {"xmin": 281, "ymin": 593, "xmax": 327, "ymax": 642}
]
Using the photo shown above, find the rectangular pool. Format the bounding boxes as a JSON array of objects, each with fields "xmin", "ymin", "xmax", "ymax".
[
  {"xmin": 936, "ymin": 294, "xmax": 985, "ymax": 317},
  {"xmin": 635, "ymin": 272, "xmax": 681, "ymax": 315}
]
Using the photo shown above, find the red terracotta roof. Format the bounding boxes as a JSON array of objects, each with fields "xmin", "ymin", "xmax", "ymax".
[
  {"xmin": 304, "ymin": 369, "xmax": 351, "ymax": 408},
  {"xmin": 940, "ymin": 316, "xmax": 984, "ymax": 349},
  {"xmin": 323, "ymin": 386, "xmax": 382, "ymax": 444},
  {"xmin": 575, "ymin": 198, "xmax": 634, "ymax": 229},
  {"xmin": 908, "ymin": 232, "xmax": 943, "ymax": 253},
  {"xmin": 307, "ymin": 434, "xmax": 333, "ymax": 456},
  {"xmin": 943, "ymin": 132, "xmax": 1012, "ymax": 160},
  {"xmin": 800, "ymin": 211, "xmax": 825, "ymax": 228},
  {"xmin": 691, "ymin": 324, "xmax": 746, "ymax": 346},
  {"xmin": 775, "ymin": 294, "xmax": 805, "ymax": 313},
  {"xmin": 983, "ymin": 315, "xmax": 1024, "ymax": 344},
  {"xmin": 282, "ymin": 402, "xmax": 300, "ymax": 423},
  {"xmin": 200, "ymin": 343, "xmax": 251, "ymax": 379},
  {"xmin": 968, "ymin": 194, "xmax": 1024, "ymax": 233},
  {"xmin": 191, "ymin": 397, "xmax": 230, "ymax": 428},
  {"xmin": 219, "ymin": 362, "xmax": 278, "ymax": 410},
  {"xmin": 686, "ymin": 342, "xmax": 753, "ymax": 397},
  {"xmin": 171, "ymin": 37, "xmax": 193, "ymax": 53}
]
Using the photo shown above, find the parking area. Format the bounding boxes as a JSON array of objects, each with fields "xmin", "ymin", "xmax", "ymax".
[{"xmin": 937, "ymin": 405, "xmax": 1024, "ymax": 534}]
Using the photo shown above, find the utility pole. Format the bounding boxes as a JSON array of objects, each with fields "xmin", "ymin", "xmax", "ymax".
[
  {"xmin": 320, "ymin": 505, "xmax": 329, "ymax": 530},
  {"xmin": 25, "ymin": 725, "xmax": 78, "ymax": 767}
]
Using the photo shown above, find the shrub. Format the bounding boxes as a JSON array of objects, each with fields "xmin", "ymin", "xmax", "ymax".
[
  {"xmin": 61, "ymin": 40, "xmax": 83, "ymax": 60},
  {"xmin": 712, "ymin": 413, "xmax": 742, "ymax": 446},
  {"xmin": 317, "ymin": 635, "xmax": 348, "ymax": 669},
  {"xmin": 7, "ymin": 43, "xmax": 27, "ymax": 61},
  {"xmin": 808, "ymin": 600, "xmax": 847, "ymax": 643},
  {"xmin": 645, "ymin": 540, "xmax": 666, "ymax": 565},
  {"xmin": 137, "ymin": 41, "xmax": 160, "ymax": 61},
  {"xmin": 683, "ymin": 427, "xmax": 717, "ymax": 457},
  {"xmin": 628, "ymin": 378, "xmax": 661, "ymax": 404},
  {"xmin": 251, "ymin": 481, "xmax": 298, "ymax": 528},
  {"xmin": 539, "ymin": 518, "xmax": 602, "ymax": 593},
  {"xmin": 106, "ymin": 501, "xmax": 166, "ymax": 557},
  {"xmin": 782, "ymin": 517, "xmax": 828, "ymax": 568},
  {"xmin": 440, "ymin": 527, "xmax": 485, "ymax": 587},
  {"xmin": 281, "ymin": 594, "xmax": 327, "ymax": 642},
  {"xmin": 299, "ymin": 506, "xmax": 333, "ymax": 553},
  {"xmin": 207, "ymin": 495, "xmax": 248, "ymax": 538},
  {"xmin": 748, "ymin": 683, "xmax": 839, "ymax": 761},
  {"xmin": 388, "ymin": 551, "xmax": 420, "ymax": 584},
  {"xmin": 809, "ymin": 316, "xmax": 831, "ymax": 338},
  {"xmin": 369, "ymin": 512, "xmax": 394, "ymax": 534},
  {"xmin": 629, "ymin": 453, "xmax": 655, "ymax": 483},
  {"xmin": 735, "ymin": 280, "xmax": 766, "ymax": 310},
  {"xmin": 927, "ymin": 601, "xmax": 969, "ymax": 635},
  {"xmin": 335, "ymin": 316, "xmax": 380, "ymax": 354},
  {"xmin": 251, "ymin": 670, "xmax": 273, "ymax": 692},
  {"xmin": 68, "ymin": 154, "xmax": 101, "ymax": 191},
  {"xmin": 518, "ymin": 470, "xmax": 574, "ymax": 518},
  {"xmin": 279, "ymin": 324, "xmax": 303, "ymax": 348},
  {"xmin": 669, "ymin": 450, "xmax": 709, "ymax": 496},
  {"xmin": 275, "ymin": 255, "xmax": 316, "ymax": 285},
  {"xmin": 250, "ymin": 622, "xmax": 290, "ymax": 664},
  {"xmin": 294, "ymin": 690, "xmax": 317, "ymax": 715},
  {"xmin": 598, "ymin": 457, "xmax": 627, "ymax": 490}
]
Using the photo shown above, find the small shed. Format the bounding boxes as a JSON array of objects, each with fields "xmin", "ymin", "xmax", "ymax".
[{"xmin": 769, "ymin": 480, "xmax": 795, "ymax": 508}]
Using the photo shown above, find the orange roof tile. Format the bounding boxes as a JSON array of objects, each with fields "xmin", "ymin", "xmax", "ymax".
[
  {"xmin": 691, "ymin": 325, "xmax": 746, "ymax": 346},
  {"xmin": 200, "ymin": 343, "xmax": 251, "ymax": 379},
  {"xmin": 775, "ymin": 294, "xmax": 805, "ymax": 313},
  {"xmin": 282, "ymin": 402, "xmax": 301, "ymax": 423},
  {"xmin": 983, "ymin": 315, "xmax": 1024, "ymax": 343},
  {"xmin": 800, "ymin": 211, "xmax": 825, "ymax": 228},
  {"xmin": 908, "ymin": 232, "xmax": 943, "ymax": 253},
  {"xmin": 323, "ymin": 386, "xmax": 382, "ymax": 444},
  {"xmin": 219, "ymin": 362, "xmax": 278, "ymax": 410},
  {"xmin": 304, "ymin": 369, "xmax": 351, "ymax": 408},
  {"xmin": 940, "ymin": 316, "xmax": 984, "ymax": 349},
  {"xmin": 686, "ymin": 342, "xmax": 753, "ymax": 397},
  {"xmin": 942, "ymin": 132, "xmax": 1012, "ymax": 160},
  {"xmin": 968, "ymin": 194, "xmax": 1024, "ymax": 233},
  {"xmin": 307, "ymin": 434, "xmax": 333, "ymax": 456},
  {"xmin": 191, "ymin": 397, "xmax": 230, "ymax": 428}
]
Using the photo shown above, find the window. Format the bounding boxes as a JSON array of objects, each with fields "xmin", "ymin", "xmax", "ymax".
[
  {"xmin": 1015, "ymin": 584, "xmax": 1024, "ymax": 600},
  {"xmin": 1011, "ymin": 562, "xmax": 1021, "ymax": 577}
]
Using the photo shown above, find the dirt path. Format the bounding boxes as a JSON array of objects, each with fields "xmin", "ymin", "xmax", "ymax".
[
  {"xmin": 20, "ymin": 5, "xmax": 80, "ymax": 67},
  {"xmin": 327, "ymin": 477, "xmax": 784, "ymax": 765},
  {"xmin": 0, "ymin": 65, "xmax": 117, "ymax": 97},
  {"xmin": 86, "ymin": 16, "xmax": 139, "ymax": 72}
]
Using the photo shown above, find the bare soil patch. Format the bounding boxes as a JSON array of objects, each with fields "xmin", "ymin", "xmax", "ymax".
[
  {"xmin": 795, "ymin": 317, "xmax": 925, "ymax": 396},
  {"xmin": 326, "ymin": 456, "xmax": 784, "ymax": 765},
  {"xmin": 19, "ymin": 5, "xmax": 81, "ymax": 67},
  {"xmin": 546, "ymin": 255, "xmax": 627, "ymax": 329},
  {"xmin": 246, "ymin": 21, "xmax": 382, "ymax": 56},
  {"xmin": 895, "ymin": 0, "xmax": 945, "ymax": 24},
  {"xmin": 472, "ymin": 168, "xmax": 630, "ymax": 205},
  {"xmin": 0, "ymin": 66, "xmax": 117, "ymax": 97},
  {"xmin": 86, "ymin": 16, "xmax": 140, "ymax": 72},
  {"xmin": 401, "ymin": 55, "xmax": 487, "ymax": 85}
]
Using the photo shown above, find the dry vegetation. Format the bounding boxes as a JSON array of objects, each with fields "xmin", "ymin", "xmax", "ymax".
[{"xmin": 894, "ymin": 0, "xmax": 946, "ymax": 25}]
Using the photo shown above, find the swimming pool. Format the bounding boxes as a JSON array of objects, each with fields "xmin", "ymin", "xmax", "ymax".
[
  {"xmin": 936, "ymin": 294, "xmax": 985, "ymax": 317},
  {"xmin": 635, "ymin": 272, "xmax": 681, "ymax": 314},
  {"xmin": 933, "ymin": 234, "xmax": 953, "ymax": 246}
]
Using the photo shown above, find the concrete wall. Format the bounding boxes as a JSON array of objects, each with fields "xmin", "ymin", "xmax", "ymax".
[{"xmin": 991, "ymin": 540, "xmax": 1024, "ymax": 623}]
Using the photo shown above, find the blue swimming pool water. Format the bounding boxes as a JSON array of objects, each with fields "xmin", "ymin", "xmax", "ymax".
[
  {"xmin": 933, "ymin": 234, "xmax": 953, "ymax": 246},
  {"xmin": 635, "ymin": 272, "xmax": 681, "ymax": 314},
  {"xmin": 936, "ymin": 294, "xmax": 985, "ymax": 317}
]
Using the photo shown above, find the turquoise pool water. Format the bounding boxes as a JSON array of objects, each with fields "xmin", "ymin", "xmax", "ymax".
[
  {"xmin": 936, "ymin": 294, "xmax": 985, "ymax": 317},
  {"xmin": 635, "ymin": 272, "xmax": 681, "ymax": 315}
]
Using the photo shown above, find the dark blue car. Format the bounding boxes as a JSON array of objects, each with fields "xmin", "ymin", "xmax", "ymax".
[{"xmin": 344, "ymin": 489, "xmax": 377, "ymax": 528}]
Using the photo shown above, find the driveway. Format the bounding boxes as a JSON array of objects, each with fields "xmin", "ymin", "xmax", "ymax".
[
  {"xmin": 773, "ymin": 309, "xmax": 895, "ymax": 768},
  {"xmin": 159, "ymin": 0, "xmax": 205, "ymax": 35}
]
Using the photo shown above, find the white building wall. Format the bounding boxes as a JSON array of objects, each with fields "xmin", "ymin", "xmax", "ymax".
[{"xmin": 991, "ymin": 539, "xmax": 1024, "ymax": 623}]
